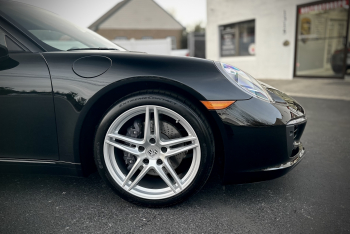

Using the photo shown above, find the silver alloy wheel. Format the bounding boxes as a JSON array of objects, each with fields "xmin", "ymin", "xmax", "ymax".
[{"xmin": 103, "ymin": 105, "xmax": 201, "ymax": 200}]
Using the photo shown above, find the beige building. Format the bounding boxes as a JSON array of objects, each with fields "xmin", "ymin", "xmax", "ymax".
[{"xmin": 89, "ymin": 0, "xmax": 184, "ymax": 49}]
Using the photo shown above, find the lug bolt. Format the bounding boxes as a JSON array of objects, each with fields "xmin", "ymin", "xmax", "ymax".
[
  {"xmin": 157, "ymin": 159, "xmax": 163, "ymax": 165},
  {"xmin": 143, "ymin": 159, "xmax": 149, "ymax": 164},
  {"xmin": 138, "ymin": 146, "xmax": 145, "ymax": 152},
  {"xmin": 149, "ymin": 138, "xmax": 156, "ymax": 144},
  {"xmin": 161, "ymin": 147, "xmax": 167, "ymax": 153}
]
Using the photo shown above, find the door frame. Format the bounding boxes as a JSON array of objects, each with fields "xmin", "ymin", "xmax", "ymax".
[{"xmin": 293, "ymin": 0, "xmax": 350, "ymax": 79}]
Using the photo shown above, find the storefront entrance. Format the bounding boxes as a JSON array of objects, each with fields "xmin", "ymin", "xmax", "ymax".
[{"xmin": 294, "ymin": 0, "xmax": 349, "ymax": 78}]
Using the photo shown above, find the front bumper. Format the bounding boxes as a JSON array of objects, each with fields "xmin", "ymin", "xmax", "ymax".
[
  {"xmin": 263, "ymin": 142, "xmax": 305, "ymax": 172},
  {"xmin": 222, "ymin": 142, "xmax": 305, "ymax": 184},
  {"xmin": 219, "ymin": 121, "xmax": 306, "ymax": 184},
  {"xmin": 215, "ymin": 88, "xmax": 307, "ymax": 184}
]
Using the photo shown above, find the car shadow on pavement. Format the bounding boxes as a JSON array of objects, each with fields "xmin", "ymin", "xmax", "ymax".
[{"xmin": 0, "ymin": 162, "xmax": 291, "ymax": 209}]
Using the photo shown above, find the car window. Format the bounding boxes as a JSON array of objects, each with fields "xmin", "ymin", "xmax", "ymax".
[
  {"xmin": 29, "ymin": 30, "xmax": 88, "ymax": 51},
  {"xmin": 0, "ymin": 2, "xmax": 126, "ymax": 52}
]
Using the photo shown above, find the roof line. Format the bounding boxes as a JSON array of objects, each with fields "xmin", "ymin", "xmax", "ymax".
[
  {"xmin": 88, "ymin": 0, "xmax": 185, "ymax": 31},
  {"xmin": 88, "ymin": 0, "xmax": 132, "ymax": 30},
  {"xmin": 151, "ymin": 0, "xmax": 185, "ymax": 29}
]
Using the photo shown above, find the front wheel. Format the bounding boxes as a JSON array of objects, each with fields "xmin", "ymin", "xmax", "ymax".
[{"xmin": 94, "ymin": 91, "xmax": 214, "ymax": 207}]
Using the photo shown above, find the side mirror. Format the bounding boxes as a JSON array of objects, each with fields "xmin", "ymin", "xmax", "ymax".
[{"xmin": 0, "ymin": 44, "xmax": 9, "ymax": 62}]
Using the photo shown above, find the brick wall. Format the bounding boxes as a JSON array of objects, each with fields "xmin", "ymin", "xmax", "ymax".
[{"xmin": 96, "ymin": 29, "xmax": 183, "ymax": 49}]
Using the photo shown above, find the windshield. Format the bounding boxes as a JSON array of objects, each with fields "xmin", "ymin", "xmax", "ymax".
[{"xmin": 0, "ymin": 1, "xmax": 126, "ymax": 51}]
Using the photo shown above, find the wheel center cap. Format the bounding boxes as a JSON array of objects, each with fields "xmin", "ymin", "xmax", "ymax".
[{"xmin": 147, "ymin": 147, "xmax": 159, "ymax": 157}]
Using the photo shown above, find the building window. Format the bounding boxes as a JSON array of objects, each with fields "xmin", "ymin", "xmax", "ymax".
[
  {"xmin": 142, "ymin": 36, "xmax": 153, "ymax": 40},
  {"xmin": 167, "ymin": 36, "xmax": 177, "ymax": 50},
  {"xmin": 295, "ymin": 0, "xmax": 349, "ymax": 77},
  {"xmin": 219, "ymin": 20, "xmax": 255, "ymax": 57},
  {"xmin": 114, "ymin": 36, "xmax": 128, "ymax": 40}
]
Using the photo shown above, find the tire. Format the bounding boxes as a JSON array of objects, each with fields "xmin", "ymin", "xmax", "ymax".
[
  {"xmin": 331, "ymin": 53, "xmax": 344, "ymax": 74},
  {"xmin": 94, "ymin": 90, "xmax": 215, "ymax": 207}
]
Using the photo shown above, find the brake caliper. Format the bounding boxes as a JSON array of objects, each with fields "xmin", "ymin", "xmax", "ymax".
[{"xmin": 124, "ymin": 118, "xmax": 143, "ymax": 170}]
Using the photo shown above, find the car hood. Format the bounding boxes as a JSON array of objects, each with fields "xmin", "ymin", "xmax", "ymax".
[{"xmin": 259, "ymin": 82, "xmax": 305, "ymax": 117}]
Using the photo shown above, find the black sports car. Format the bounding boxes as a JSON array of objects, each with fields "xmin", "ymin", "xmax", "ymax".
[{"xmin": 0, "ymin": 1, "xmax": 306, "ymax": 207}]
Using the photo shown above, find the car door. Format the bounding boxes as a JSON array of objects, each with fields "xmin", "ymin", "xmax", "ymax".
[{"xmin": 0, "ymin": 26, "xmax": 59, "ymax": 160}]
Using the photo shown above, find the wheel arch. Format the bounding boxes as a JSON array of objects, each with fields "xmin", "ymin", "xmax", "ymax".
[{"xmin": 76, "ymin": 76, "xmax": 227, "ymax": 178}]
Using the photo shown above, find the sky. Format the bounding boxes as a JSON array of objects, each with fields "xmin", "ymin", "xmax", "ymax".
[{"xmin": 15, "ymin": 0, "xmax": 206, "ymax": 30}]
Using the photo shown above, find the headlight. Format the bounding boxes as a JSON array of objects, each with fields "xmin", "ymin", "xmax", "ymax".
[{"xmin": 215, "ymin": 62, "xmax": 272, "ymax": 102}]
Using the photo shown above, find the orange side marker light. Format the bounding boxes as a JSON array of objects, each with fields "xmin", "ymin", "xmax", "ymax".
[{"xmin": 201, "ymin": 101, "xmax": 235, "ymax": 110}]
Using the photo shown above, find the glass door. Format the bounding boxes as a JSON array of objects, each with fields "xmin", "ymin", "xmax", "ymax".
[{"xmin": 295, "ymin": 0, "xmax": 349, "ymax": 78}]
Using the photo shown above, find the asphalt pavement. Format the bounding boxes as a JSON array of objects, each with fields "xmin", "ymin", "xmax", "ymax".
[
  {"xmin": 261, "ymin": 78, "xmax": 350, "ymax": 101},
  {"xmin": 1, "ymin": 96, "xmax": 350, "ymax": 234}
]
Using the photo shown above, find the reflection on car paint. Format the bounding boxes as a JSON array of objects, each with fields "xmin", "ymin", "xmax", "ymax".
[{"xmin": 217, "ymin": 89, "xmax": 305, "ymax": 127}]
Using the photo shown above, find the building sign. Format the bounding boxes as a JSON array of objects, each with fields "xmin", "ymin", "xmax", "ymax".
[
  {"xmin": 248, "ymin": 43, "xmax": 255, "ymax": 55},
  {"xmin": 299, "ymin": 0, "xmax": 349, "ymax": 14},
  {"xmin": 300, "ymin": 17, "xmax": 311, "ymax": 43},
  {"xmin": 219, "ymin": 25, "xmax": 236, "ymax": 56}
]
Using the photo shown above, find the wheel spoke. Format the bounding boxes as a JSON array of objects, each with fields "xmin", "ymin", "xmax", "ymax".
[
  {"xmin": 144, "ymin": 106, "xmax": 151, "ymax": 140},
  {"xmin": 107, "ymin": 133, "xmax": 144, "ymax": 145},
  {"xmin": 128, "ymin": 164, "xmax": 150, "ymax": 191},
  {"xmin": 122, "ymin": 159, "xmax": 143, "ymax": 187},
  {"xmin": 155, "ymin": 166, "xmax": 176, "ymax": 193},
  {"xmin": 105, "ymin": 139, "xmax": 140, "ymax": 156},
  {"xmin": 153, "ymin": 106, "xmax": 160, "ymax": 141},
  {"xmin": 160, "ymin": 136, "xmax": 197, "ymax": 147},
  {"xmin": 165, "ymin": 143, "xmax": 199, "ymax": 158},
  {"xmin": 163, "ymin": 160, "xmax": 182, "ymax": 190}
]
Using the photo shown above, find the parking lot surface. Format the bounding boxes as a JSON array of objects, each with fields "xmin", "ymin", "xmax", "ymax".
[{"xmin": 1, "ymin": 97, "xmax": 350, "ymax": 234}]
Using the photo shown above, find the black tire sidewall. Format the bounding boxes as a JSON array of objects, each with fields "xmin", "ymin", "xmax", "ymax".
[
  {"xmin": 93, "ymin": 92, "xmax": 214, "ymax": 207},
  {"xmin": 331, "ymin": 53, "xmax": 344, "ymax": 74}
]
